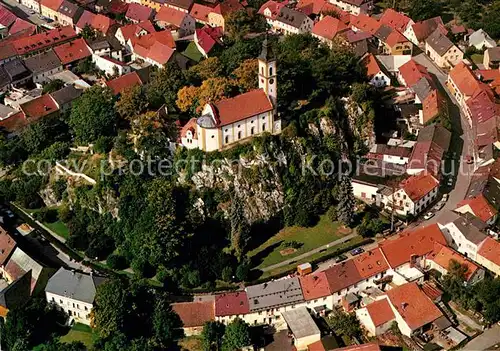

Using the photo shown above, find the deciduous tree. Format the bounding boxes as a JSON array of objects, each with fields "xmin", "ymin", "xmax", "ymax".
[
  {"xmin": 232, "ymin": 59, "xmax": 258, "ymax": 92},
  {"xmin": 337, "ymin": 175, "xmax": 355, "ymax": 227},
  {"xmin": 222, "ymin": 318, "xmax": 251, "ymax": 351},
  {"xmin": 116, "ymin": 85, "xmax": 149, "ymax": 119},
  {"xmin": 326, "ymin": 311, "xmax": 361, "ymax": 339},
  {"xmin": 201, "ymin": 321, "xmax": 225, "ymax": 351}
]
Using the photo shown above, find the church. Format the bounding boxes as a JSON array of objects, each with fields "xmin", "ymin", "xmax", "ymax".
[{"xmin": 180, "ymin": 38, "xmax": 281, "ymax": 152}]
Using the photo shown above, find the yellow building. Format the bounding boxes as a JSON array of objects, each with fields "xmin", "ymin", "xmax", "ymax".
[
  {"xmin": 141, "ymin": 0, "xmax": 162, "ymax": 11},
  {"xmin": 477, "ymin": 237, "xmax": 500, "ymax": 277},
  {"xmin": 40, "ymin": 0, "xmax": 64, "ymax": 21}
]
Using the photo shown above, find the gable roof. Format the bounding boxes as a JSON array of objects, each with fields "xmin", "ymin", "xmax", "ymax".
[
  {"xmin": 408, "ymin": 124, "xmax": 451, "ymax": 175},
  {"xmin": 165, "ymin": 0, "xmax": 193, "ymax": 11},
  {"xmin": 155, "ymin": 6, "xmax": 188, "ymax": 26},
  {"xmin": 105, "ymin": 71, "xmax": 143, "ymax": 95},
  {"xmin": 190, "ymin": 3, "xmax": 212, "ymax": 22},
  {"xmin": 126, "ymin": 3, "xmax": 154, "ymax": 22},
  {"xmin": 386, "ymin": 282, "xmax": 443, "ymax": 330},
  {"xmin": 426, "ymin": 28, "xmax": 454, "ymax": 56},
  {"xmin": 352, "ymin": 248, "xmax": 390, "ymax": 279},
  {"xmin": 449, "ymin": 61, "xmax": 483, "ymax": 98},
  {"xmin": 451, "ymin": 213, "xmax": 488, "ymax": 245},
  {"xmin": 245, "ymin": 277, "xmax": 304, "ymax": 311},
  {"xmin": 258, "ymin": 0, "xmax": 286, "ymax": 20},
  {"xmin": 58, "ymin": 0, "xmax": 83, "ymax": 20},
  {"xmin": 457, "ymin": 194, "xmax": 497, "ymax": 222},
  {"xmin": 385, "ymin": 29, "xmax": 409, "ymax": 47},
  {"xmin": 215, "ymin": 291, "xmax": 250, "ymax": 316},
  {"xmin": 400, "ymin": 172, "xmax": 439, "ymax": 202},
  {"xmin": 0, "ymin": 4, "xmax": 17, "ymax": 27},
  {"xmin": 276, "ymin": 6, "xmax": 309, "ymax": 28},
  {"xmin": 351, "ymin": 14, "xmax": 380, "ymax": 34},
  {"xmin": 486, "ymin": 47, "xmax": 500, "ymax": 61},
  {"xmin": 76, "ymin": 11, "xmax": 115, "ymax": 34},
  {"xmin": 51, "ymin": 85, "xmax": 83, "ymax": 106},
  {"xmin": 469, "ymin": 28, "xmax": 496, "ymax": 48},
  {"xmin": 478, "ymin": 237, "xmax": 500, "ymax": 267},
  {"xmin": 195, "ymin": 25, "xmax": 223, "ymax": 54},
  {"xmin": 428, "ymin": 242, "xmax": 480, "ymax": 281},
  {"xmin": 12, "ymin": 26, "xmax": 78, "ymax": 55},
  {"xmin": 299, "ymin": 271, "xmax": 332, "ymax": 301},
  {"xmin": 8, "ymin": 18, "xmax": 36, "ymax": 36},
  {"xmin": 45, "ymin": 267, "xmax": 105, "ymax": 303},
  {"xmin": 172, "ymin": 301, "xmax": 215, "ymax": 327},
  {"xmin": 20, "ymin": 94, "xmax": 59, "ymax": 120},
  {"xmin": 53, "ymin": 38, "xmax": 91, "ymax": 65},
  {"xmin": 422, "ymin": 89, "xmax": 443, "ymax": 124},
  {"xmin": 398, "ymin": 59, "xmax": 431, "ymax": 87},
  {"xmin": 411, "ymin": 17, "xmax": 445, "ymax": 43},
  {"xmin": 208, "ymin": 89, "xmax": 273, "ymax": 127},
  {"xmin": 117, "ymin": 21, "xmax": 156, "ymax": 42},
  {"xmin": 41, "ymin": 0, "xmax": 64, "ymax": 12},
  {"xmin": 24, "ymin": 49, "xmax": 61, "ymax": 74},
  {"xmin": 412, "ymin": 76, "xmax": 435, "ymax": 101},
  {"xmin": 378, "ymin": 224, "xmax": 447, "ymax": 268},
  {"xmin": 312, "ymin": 15, "xmax": 348, "ymax": 40},
  {"xmin": 366, "ymin": 298, "xmax": 395, "ymax": 326},
  {"xmin": 4, "ymin": 247, "xmax": 44, "ymax": 293},
  {"xmin": 324, "ymin": 259, "xmax": 362, "ymax": 293},
  {"xmin": 466, "ymin": 88, "xmax": 498, "ymax": 127},
  {"xmin": 362, "ymin": 53, "xmax": 383, "ymax": 78},
  {"xmin": 379, "ymin": 8, "xmax": 411, "ymax": 32}
]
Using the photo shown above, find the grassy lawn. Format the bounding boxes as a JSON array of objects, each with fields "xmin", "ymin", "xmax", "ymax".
[
  {"xmin": 22, "ymin": 206, "xmax": 70, "ymax": 239},
  {"xmin": 257, "ymin": 236, "xmax": 365, "ymax": 280},
  {"xmin": 248, "ymin": 215, "xmax": 353, "ymax": 269},
  {"xmin": 60, "ymin": 323, "xmax": 93, "ymax": 348}
]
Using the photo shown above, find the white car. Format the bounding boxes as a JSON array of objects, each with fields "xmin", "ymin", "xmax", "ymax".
[
  {"xmin": 442, "ymin": 194, "xmax": 449, "ymax": 202},
  {"xmin": 433, "ymin": 202, "xmax": 445, "ymax": 211},
  {"xmin": 424, "ymin": 212, "xmax": 434, "ymax": 220}
]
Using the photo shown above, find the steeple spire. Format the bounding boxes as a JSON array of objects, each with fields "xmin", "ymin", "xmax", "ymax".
[{"xmin": 258, "ymin": 34, "xmax": 275, "ymax": 61}]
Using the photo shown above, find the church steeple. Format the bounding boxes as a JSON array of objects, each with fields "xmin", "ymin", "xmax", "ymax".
[{"xmin": 258, "ymin": 35, "xmax": 277, "ymax": 107}]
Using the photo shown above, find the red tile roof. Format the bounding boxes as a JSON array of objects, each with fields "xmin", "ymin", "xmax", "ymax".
[
  {"xmin": 105, "ymin": 71, "xmax": 143, "ymax": 95},
  {"xmin": 258, "ymin": 0, "xmax": 286, "ymax": 20},
  {"xmin": 299, "ymin": 271, "xmax": 332, "ymax": 300},
  {"xmin": 212, "ymin": 0, "xmax": 243, "ymax": 16},
  {"xmin": 190, "ymin": 3, "xmax": 212, "ymax": 23},
  {"xmin": 476, "ymin": 69, "xmax": 500, "ymax": 82},
  {"xmin": 53, "ymin": 38, "xmax": 91, "ymax": 65},
  {"xmin": 155, "ymin": 6, "xmax": 187, "ymax": 26},
  {"xmin": 8, "ymin": 18, "xmax": 36, "ymax": 36},
  {"xmin": 451, "ymin": 24, "xmax": 466, "ymax": 34},
  {"xmin": 324, "ymin": 259, "xmax": 362, "ymax": 293},
  {"xmin": 312, "ymin": 15, "xmax": 348, "ymax": 40},
  {"xmin": 180, "ymin": 117, "xmax": 198, "ymax": 139},
  {"xmin": 379, "ymin": 224, "xmax": 446, "ymax": 268},
  {"xmin": 427, "ymin": 243, "xmax": 480, "ymax": 281},
  {"xmin": 335, "ymin": 343, "xmax": 382, "ymax": 351},
  {"xmin": 0, "ymin": 4, "xmax": 17, "ymax": 27},
  {"xmin": 386, "ymin": 282, "xmax": 442, "ymax": 331},
  {"xmin": 296, "ymin": 0, "xmax": 326, "ymax": 15},
  {"xmin": 215, "ymin": 291, "xmax": 250, "ymax": 316},
  {"xmin": 0, "ymin": 111, "xmax": 28, "ymax": 132},
  {"xmin": 20, "ymin": 94, "xmax": 59, "ymax": 120},
  {"xmin": 398, "ymin": 59, "xmax": 431, "ymax": 87},
  {"xmin": 195, "ymin": 25, "xmax": 223, "ymax": 54},
  {"xmin": 466, "ymin": 88, "xmax": 498, "ymax": 127},
  {"xmin": 212, "ymin": 89, "xmax": 273, "ymax": 126},
  {"xmin": 379, "ymin": 8, "xmax": 411, "ymax": 32},
  {"xmin": 76, "ymin": 10, "xmax": 115, "ymax": 34},
  {"xmin": 448, "ymin": 61, "xmax": 485, "ymax": 98},
  {"xmin": 40, "ymin": 0, "xmax": 64, "ymax": 12},
  {"xmin": 421, "ymin": 282, "xmax": 442, "ymax": 302},
  {"xmin": 350, "ymin": 14, "xmax": 380, "ymax": 35},
  {"xmin": 385, "ymin": 30, "xmax": 409, "ymax": 47},
  {"xmin": 457, "ymin": 194, "xmax": 497, "ymax": 222},
  {"xmin": 352, "ymin": 248, "xmax": 389, "ymax": 279},
  {"xmin": 12, "ymin": 26, "xmax": 77, "ymax": 55},
  {"xmin": 126, "ymin": 3, "xmax": 153, "ymax": 22},
  {"xmin": 108, "ymin": 0, "xmax": 129, "ymax": 14},
  {"xmin": 172, "ymin": 301, "xmax": 215, "ymax": 327},
  {"xmin": 0, "ymin": 227, "xmax": 16, "ymax": 266},
  {"xmin": 411, "ymin": 17, "xmax": 445, "ymax": 43},
  {"xmin": 362, "ymin": 53, "xmax": 382, "ymax": 78},
  {"xmin": 130, "ymin": 30, "xmax": 175, "ymax": 49},
  {"xmin": 118, "ymin": 21, "xmax": 156, "ymax": 42},
  {"xmin": 422, "ymin": 90, "xmax": 443, "ymax": 124},
  {"xmin": 366, "ymin": 298, "xmax": 395, "ymax": 326},
  {"xmin": 400, "ymin": 172, "xmax": 439, "ymax": 202},
  {"xmin": 478, "ymin": 237, "xmax": 500, "ymax": 267},
  {"xmin": 308, "ymin": 340, "xmax": 327, "ymax": 351}
]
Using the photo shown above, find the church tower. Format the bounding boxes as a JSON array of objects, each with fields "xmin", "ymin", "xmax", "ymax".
[{"xmin": 258, "ymin": 36, "xmax": 277, "ymax": 108}]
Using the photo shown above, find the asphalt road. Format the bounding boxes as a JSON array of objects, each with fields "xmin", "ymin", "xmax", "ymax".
[{"xmin": 465, "ymin": 324, "xmax": 500, "ymax": 351}]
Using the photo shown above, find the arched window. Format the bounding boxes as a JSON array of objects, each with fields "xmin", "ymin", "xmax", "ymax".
[
  {"xmin": 251, "ymin": 127, "xmax": 255, "ymax": 135},
  {"xmin": 238, "ymin": 131, "xmax": 242, "ymax": 139},
  {"xmin": 261, "ymin": 67, "xmax": 264, "ymax": 75},
  {"xmin": 262, "ymin": 123, "xmax": 266, "ymax": 131},
  {"xmin": 269, "ymin": 67, "xmax": 273, "ymax": 76},
  {"xmin": 225, "ymin": 135, "xmax": 229, "ymax": 144}
]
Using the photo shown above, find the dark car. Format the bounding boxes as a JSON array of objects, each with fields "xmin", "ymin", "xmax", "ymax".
[{"xmin": 350, "ymin": 248, "xmax": 365, "ymax": 256}]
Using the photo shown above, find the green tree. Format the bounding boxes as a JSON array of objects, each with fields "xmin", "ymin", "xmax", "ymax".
[
  {"xmin": 116, "ymin": 85, "xmax": 149, "ymax": 119},
  {"xmin": 337, "ymin": 175, "xmax": 355, "ymax": 227},
  {"xmin": 81, "ymin": 24, "xmax": 97, "ymax": 40},
  {"xmin": 153, "ymin": 295, "xmax": 183, "ymax": 347},
  {"xmin": 482, "ymin": 1, "xmax": 500, "ymax": 39},
  {"xmin": 222, "ymin": 318, "xmax": 251, "ymax": 351},
  {"xmin": 42, "ymin": 79, "xmax": 65, "ymax": 94},
  {"xmin": 225, "ymin": 9, "xmax": 267, "ymax": 41},
  {"xmin": 235, "ymin": 258, "xmax": 251, "ymax": 282},
  {"xmin": 230, "ymin": 194, "xmax": 250, "ymax": 259},
  {"xmin": 201, "ymin": 321, "xmax": 225, "ymax": 351},
  {"xmin": 69, "ymin": 86, "xmax": 117, "ymax": 143},
  {"xmin": 326, "ymin": 311, "xmax": 362, "ymax": 339},
  {"xmin": 92, "ymin": 279, "xmax": 129, "ymax": 338},
  {"xmin": 146, "ymin": 62, "xmax": 187, "ymax": 109},
  {"xmin": 408, "ymin": 0, "xmax": 443, "ymax": 21}
]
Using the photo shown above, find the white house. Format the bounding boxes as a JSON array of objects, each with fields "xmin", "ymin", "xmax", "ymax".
[
  {"xmin": 45, "ymin": 268, "xmax": 106, "ymax": 326},
  {"xmin": 468, "ymin": 29, "xmax": 497, "ymax": 50},
  {"xmin": 282, "ymin": 308, "xmax": 321, "ymax": 350},
  {"xmin": 92, "ymin": 54, "xmax": 131, "ymax": 77},
  {"xmin": 363, "ymin": 54, "xmax": 391, "ymax": 88},
  {"xmin": 351, "ymin": 178, "xmax": 381, "ymax": 203},
  {"xmin": 356, "ymin": 297, "xmax": 395, "ymax": 336},
  {"xmin": 328, "ymin": 0, "xmax": 373, "ymax": 15},
  {"xmin": 438, "ymin": 214, "xmax": 488, "ymax": 260},
  {"xmin": 386, "ymin": 172, "xmax": 439, "ymax": 217},
  {"xmin": 20, "ymin": 0, "xmax": 41, "ymax": 13},
  {"xmin": 23, "ymin": 49, "xmax": 63, "ymax": 85},
  {"xmin": 259, "ymin": 2, "xmax": 313, "ymax": 36},
  {"xmin": 180, "ymin": 38, "xmax": 281, "ymax": 152},
  {"xmin": 455, "ymin": 194, "xmax": 498, "ymax": 225}
]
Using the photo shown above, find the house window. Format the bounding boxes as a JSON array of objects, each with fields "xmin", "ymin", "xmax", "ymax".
[
  {"xmin": 211, "ymin": 135, "xmax": 214, "ymax": 138},
  {"xmin": 225, "ymin": 135, "xmax": 229, "ymax": 143},
  {"xmin": 251, "ymin": 127, "xmax": 255, "ymax": 135},
  {"xmin": 269, "ymin": 67, "xmax": 273, "ymax": 75},
  {"xmin": 262, "ymin": 123, "xmax": 266, "ymax": 131},
  {"xmin": 60, "ymin": 299, "xmax": 63, "ymax": 304},
  {"xmin": 238, "ymin": 131, "xmax": 242, "ymax": 139}
]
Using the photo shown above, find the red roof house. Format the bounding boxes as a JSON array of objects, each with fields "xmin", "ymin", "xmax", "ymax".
[
  {"xmin": 386, "ymin": 282, "xmax": 443, "ymax": 335},
  {"xmin": 8, "ymin": 18, "xmax": 36, "ymax": 36},
  {"xmin": 215, "ymin": 291, "xmax": 250, "ymax": 316},
  {"xmin": 20, "ymin": 94, "xmax": 59, "ymax": 120},
  {"xmin": 426, "ymin": 242, "xmax": 481, "ymax": 282},
  {"xmin": 400, "ymin": 172, "xmax": 439, "ymax": 202},
  {"xmin": 171, "ymin": 301, "xmax": 215, "ymax": 328},
  {"xmin": 378, "ymin": 224, "xmax": 446, "ymax": 269},
  {"xmin": 456, "ymin": 194, "xmax": 497, "ymax": 223},
  {"xmin": 0, "ymin": 4, "xmax": 17, "ymax": 28},
  {"xmin": 125, "ymin": 3, "xmax": 154, "ymax": 23},
  {"xmin": 379, "ymin": 8, "xmax": 412, "ymax": 33},
  {"xmin": 299, "ymin": 271, "xmax": 332, "ymax": 301},
  {"xmin": 189, "ymin": 3, "xmax": 212, "ymax": 24},
  {"xmin": 312, "ymin": 15, "xmax": 348, "ymax": 42},
  {"xmin": 105, "ymin": 71, "xmax": 143, "ymax": 95},
  {"xmin": 12, "ymin": 26, "xmax": 77, "ymax": 55},
  {"xmin": 76, "ymin": 10, "xmax": 115, "ymax": 34},
  {"xmin": 398, "ymin": 59, "xmax": 431, "ymax": 87},
  {"xmin": 478, "ymin": 237, "xmax": 500, "ymax": 273},
  {"xmin": 0, "ymin": 228, "xmax": 16, "ymax": 266},
  {"xmin": 155, "ymin": 6, "xmax": 189, "ymax": 27},
  {"xmin": 53, "ymin": 38, "xmax": 91, "ymax": 65},
  {"xmin": 365, "ymin": 298, "xmax": 395, "ymax": 328},
  {"xmin": 409, "ymin": 17, "xmax": 445, "ymax": 44},
  {"xmin": 194, "ymin": 25, "xmax": 223, "ymax": 57}
]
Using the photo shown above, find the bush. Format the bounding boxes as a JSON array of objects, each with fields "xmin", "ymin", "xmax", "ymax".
[
  {"xmin": 282, "ymin": 240, "xmax": 302, "ymax": 249},
  {"xmin": 34, "ymin": 208, "xmax": 58, "ymax": 223},
  {"xmin": 58, "ymin": 205, "xmax": 73, "ymax": 222},
  {"xmin": 222, "ymin": 266, "xmax": 233, "ymax": 282},
  {"xmin": 236, "ymin": 260, "xmax": 251, "ymax": 282},
  {"xmin": 327, "ymin": 205, "xmax": 337, "ymax": 222},
  {"xmin": 106, "ymin": 254, "xmax": 128, "ymax": 270},
  {"xmin": 93, "ymin": 136, "xmax": 114, "ymax": 154},
  {"xmin": 51, "ymin": 179, "xmax": 67, "ymax": 201}
]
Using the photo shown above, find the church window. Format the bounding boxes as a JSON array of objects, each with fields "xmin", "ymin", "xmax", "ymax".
[
  {"xmin": 238, "ymin": 131, "xmax": 242, "ymax": 139},
  {"xmin": 251, "ymin": 127, "xmax": 255, "ymax": 135},
  {"xmin": 262, "ymin": 123, "xmax": 266, "ymax": 131},
  {"xmin": 261, "ymin": 67, "xmax": 264, "ymax": 75},
  {"xmin": 211, "ymin": 135, "xmax": 214, "ymax": 138},
  {"xmin": 269, "ymin": 67, "xmax": 273, "ymax": 75},
  {"xmin": 225, "ymin": 136, "xmax": 229, "ymax": 143}
]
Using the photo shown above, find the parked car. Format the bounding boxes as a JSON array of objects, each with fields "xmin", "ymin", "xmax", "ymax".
[
  {"xmin": 423, "ymin": 212, "xmax": 434, "ymax": 220},
  {"xmin": 28, "ymin": 9, "xmax": 35, "ymax": 14},
  {"xmin": 447, "ymin": 178, "xmax": 453, "ymax": 186},
  {"xmin": 442, "ymin": 193, "xmax": 449, "ymax": 202},
  {"xmin": 433, "ymin": 202, "xmax": 445, "ymax": 211},
  {"xmin": 335, "ymin": 254, "xmax": 348, "ymax": 263},
  {"xmin": 350, "ymin": 248, "xmax": 365, "ymax": 256}
]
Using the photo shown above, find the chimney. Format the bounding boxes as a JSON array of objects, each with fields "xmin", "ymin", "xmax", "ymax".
[{"xmin": 401, "ymin": 302, "xmax": 408, "ymax": 310}]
